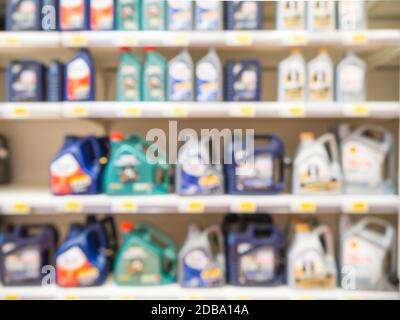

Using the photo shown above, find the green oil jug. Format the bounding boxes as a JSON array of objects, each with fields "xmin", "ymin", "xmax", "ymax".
[
  {"xmin": 116, "ymin": 48, "xmax": 142, "ymax": 101},
  {"xmin": 104, "ymin": 132, "xmax": 169, "ymax": 195},
  {"xmin": 114, "ymin": 222, "xmax": 177, "ymax": 286}
]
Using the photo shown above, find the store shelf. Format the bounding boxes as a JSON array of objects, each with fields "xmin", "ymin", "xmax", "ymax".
[
  {"xmin": 0, "ymin": 30, "xmax": 399, "ymax": 49},
  {"xmin": 1, "ymin": 102, "xmax": 399, "ymax": 120},
  {"xmin": 0, "ymin": 283, "xmax": 398, "ymax": 300},
  {"xmin": 0, "ymin": 187, "xmax": 397, "ymax": 215}
]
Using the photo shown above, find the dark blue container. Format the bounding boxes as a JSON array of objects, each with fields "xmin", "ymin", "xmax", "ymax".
[
  {"xmin": 225, "ymin": 1, "xmax": 263, "ymax": 30},
  {"xmin": 47, "ymin": 61, "xmax": 64, "ymax": 101},
  {"xmin": 225, "ymin": 60, "xmax": 261, "ymax": 101},
  {"xmin": 56, "ymin": 216, "xmax": 116, "ymax": 287},
  {"xmin": 7, "ymin": 60, "xmax": 45, "ymax": 102},
  {"xmin": 50, "ymin": 136, "xmax": 106, "ymax": 195},
  {"xmin": 0, "ymin": 135, "xmax": 11, "ymax": 185},
  {"xmin": 225, "ymin": 134, "xmax": 285, "ymax": 194},
  {"xmin": 42, "ymin": 0, "xmax": 59, "ymax": 31},
  {"xmin": 59, "ymin": 0, "xmax": 90, "ymax": 31},
  {"xmin": 0, "ymin": 224, "xmax": 58, "ymax": 286},
  {"xmin": 223, "ymin": 214, "xmax": 286, "ymax": 286},
  {"xmin": 6, "ymin": 0, "xmax": 42, "ymax": 31}
]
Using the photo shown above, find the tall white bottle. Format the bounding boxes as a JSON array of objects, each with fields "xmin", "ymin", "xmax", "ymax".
[
  {"xmin": 338, "ymin": 0, "xmax": 368, "ymax": 30},
  {"xmin": 307, "ymin": 0, "xmax": 336, "ymax": 31},
  {"xmin": 308, "ymin": 48, "xmax": 334, "ymax": 102},
  {"xmin": 276, "ymin": 0, "xmax": 306, "ymax": 30}
]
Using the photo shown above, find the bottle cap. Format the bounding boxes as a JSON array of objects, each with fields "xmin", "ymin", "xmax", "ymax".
[
  {"xmin": 318, "ymin": 47, "xmax": 328, "ymax": 54},
  {"xmin": 144, "ymin": 46, "xmax": 156, "ymax": 52},
  {"xmin": 120, "ymin": 221, "xmax": 134, "ymax": 233},
  {"xmin": 110, "ymin": 132, "xmax": 124, "ymax": 141},
  {"xmin": 291, "ymin": 47, "xmax": 301, "ymax": 54},
  {"xmin": 119, "ymin": 47, "xmax": 130, "ymax": 52},
  {"xmin": 295, "ymin": 223, "xmax": 311, "ymax": 233},
  {"xmin": 300, "ymin": 132, "xmax": 315, "ymax": 141}
]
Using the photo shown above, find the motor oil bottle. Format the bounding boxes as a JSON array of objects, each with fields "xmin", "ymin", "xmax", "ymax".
[
  {"xmin": 195, "ymin": 0, "xmax": 223, "ymax": 30},
  {"xmin": 59, "ymin": 0, "xmax": 90, "ymax": 30},
  {"xmin": 56, "ymin": 216, "xmax": 117, "ymax": 287},
  {"xmin": 307, "ymin": 48, "xmax": 333, "ymax": 102},
  {"xmin": 168, "ymin": 0, "xmax": 193, "ymax": 30},
  {"xmin": 89, "ymin": 0, "xmax": 115, "ymax": 30},
  {"xmin": 179, "ymin": 224, "xmax": 225, "ymax": 288},
  {"xmin": 116, "ymin": 48, "xmax": 142, "ymax": 101},
  {"xmin": 339, "ymin": 124, "xmax": 395, "ymax": 194},
  {"xmin": 307, "ymin": 0, "xmax": 335, "ymax": 31},
  {"xmin": 225, "ymin": 1, "xmax": 263, "ymax": 30},
  {"xmin": 338, "ymin": 0, "xmax": 367, "ymax": 31},
  {"xmin": 278, "ymin": 48, "xmax": 306, "ymax": 102},
  {"xmin": 141, "ymin": 0, "xmax": 167, "ymax": 30},
  {"xmin": 42, "ymin": 0, "xmax": 59, "ymax": 31},
  {"xmin": 0, "ymin": 224, "xmax": 58, "ymax": 286},
  {"xmin": 142, "ymin": 47, "xmax": 167, "ymax": 101},
  {"xmin": 288, "ymin": 222, "xmax": 337, "ymax": 289},
  {"xmin": 224, "ymin": 214, "xmax": 286, "ymax": 286},
  {"xmin": 0, "ymin": 136, "xmax": 11, "ymax": 185},
  {"xmin": 116, "ymin": 0, "xmax": 140, "ymax": 30},
  {"xmin": 176, "ymin": 133, "xmax": 225, "ymax": 195},
  {"xmin": 6, "ymin": 0, "xmax": 41, "ymax": 30},
  {"xmin": 7, "ymin": 60, "xmax": 45, "ymax": 102},
  {"xmin": 64, "ymin": 49, "xmax": 95, "ymax": 101},
  {"xmin": 225, "ymin": 134, "xmax": 285, "ymax": 195},
  {"xmin": 276, "ymin": 0, "xmax": 306, "ymax": 30},
  {"xmin": 293, "ymin": 132, "xmax": 342, "ymax": 195},
  {"xmin": 225, "ymin": 60, "xmax": 261, "ymax": 101},
  {"xmin": 336, "ymin": 50, "xmax": 366, "ymax": 102},
  {"xmin": 104, "ymin": 132, "xmax": 169, "ymax": 195},
  {"xmin": 114, "ymin": 222, "xmax": 177, "ymax": 286},
  {"xmin": 168, "ymin": 49, "xmax": 194, "ymax": 102},
  {"xmin": 340, "ymin": 216, "xmax": 397, "ymax": 291},
  {"xmin": 47, "ymin": 60, "xmax": 64, "ymax": 102},
  {"xmin": 50, "ymin": 136, "xmax": 105, "ymax": 195},
  {"xmin": 195, "ymin": 48, "xmax": 222, "ymax": 102}
]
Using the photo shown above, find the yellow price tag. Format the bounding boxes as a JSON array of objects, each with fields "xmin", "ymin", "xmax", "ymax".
[
  {"xmin": 64, "ymin": 201, "xmax": 83, "ymax": 213},
  {"xmin": 298, "ymin": 201, "xmax": 316, "ymax": 213},
  {"xmin": 288, "ymin": 105, "xmax": 305, "ymax": 117},
  {"xmin": 171, "ymin": 33, "xmax": 189, "ymax": 46},
  {"xmin": 12, "ymin": 106, "xmax": 29, "ymax": 118},
  {"xmin": 352, "ymin": 33, "xmax": 368, "ymax": 44},
  {"xmin": 11, "ymin": 202, "xmax": 30, "ymax": 214},
  {"xmin": 236, "ymin": 296, "xmax": 251, "ymax": 300},
  {"xmin": 239, "ymin": 201, "xmax": 257, "ymax": 213},
  {"xmin": 289, "ymin": 35, "xmax": 308, "ymax": 45},
  {"xmin": 4, "ymin": 295, "xmax": 21, "ymax": 300},
  {"xmin": 123, "ymin": 106, "xmax": 141, "ymax": 117},
  {"xmin": 351, "ymin": 201, "xmax": 369, "ymax": 214},
  {"xmin": 238, "ymin": 105, "xmax": 255, "ymax": 117},
  {"xmin": 230, "ymin": 33, "xmax": 253, "ymax": 46},
  {"xmin": 121, "ymin": 36, "xmax": 138, "ymax": 46},
  {"xmin": 118, "ymin": 201, "xmax": 138, "ymax": 213},
  {"xmin": 71, "ymin": 34, "xmax": 87, "ymax": 46},
  {"xmin": 119, "ymin": 295, "xmax": 137, "ymax": 300},
  {"xmin": 71, "ymin": 106, "xmax": 89, "ymax": 117},
  {"xmin": 297, "ymin": 296, "xmax": 315, "ymax": 300},
  {"xmin": 352, "ymin": 104, "xmax": 370, "ymax": 116},
  {"xmin": 187, "ymin": 201, "xmax": 205, "ymax": 213},
  {"xmin": 5, "ymin": 36, "xmax": 20, "ymax": 46},
  {"xmin": 171, "ymin": 105, "xmax": 188, "ymax": 117},
  {"xmin": 64, "ymin": 295, "xmax": 80, "ymax": 300},
  {"xmin": 188, "ymin": 295, "xmax": 204, "ymax": 300}
]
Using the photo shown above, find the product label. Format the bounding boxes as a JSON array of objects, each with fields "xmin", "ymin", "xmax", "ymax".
[
  {"xmin": 338, "ymin": 64, "xmax": 364, "ymax": 98},
  {"xmin": 238, "ymin": 244, "xmax": 275, "ymax": 284},
  {"xmin": 282, "ymin": 61, "xmax": 305, "ymax": 101},
  {"xmin": 57, "ymin": 246, "xmax": 100, "ymax": 287},
  {"xmin": 168, "ymin": 61, "xmax": 193, "ymax": 101},
  {"xmin": 196, "ymin": 61, "xmax": 219, "ymax": 101},
  {"xmin": 60, "ymin": 0, "xmax": 85, "ymax": 30},
  {"xmin": 310, "ymin": 1, "xmax": 334, "ymax": 30},
  {"xmin": 309, "ymin": 62, "xmax": 333, "ymax": 101},
  {"xmin": 90, "ymin": 0, "xmax": 114, "ymax": 30},
  {"xmin": 120, "ymin": 65, "xmax": 140, "ymax": 100},
  {"xmin": 342, "ymin": 141, "xmax": 383, "ymax": 188},
  {"xmin": 342, "ymin": 235, "xmax": 385, "ymax": 288},
  {"xmin": 231, "ymin": 64, "xmax": 258, "ymax": 101},
  {"xmin": 11, "ymin": 64, "xmax": 38, "ymax": 101},
  {"xmin": 144, "ymin": 0, "xmax": 165, "ymax": 30},
  {"xmin": 3, "ymin": 244, "xmax": 41, "ymax": 285},
  {"xmin": 298, "ymin": 154, "xmax": 339, "ymax": 192},
  {"xmin": 339, "ymin": 1, "xmax": 362, "ymax": 30},
  {"xmin": 195, "ymin": 1, "xmax": 220, "ymax": 30},
  {"xmin": 118, "ymin": 0, "xmax": 139, "ymax": 30},
  {"xmin": 282, "ymin": 1, "xmax": 305, "ymax": 29},
  {"xmin": 10, "ymin": 0, "xmax": 37, "ymax": 30},
  {"xmin": 50, "ymin": 153, "xmax": 92, "ymax": 194},
  {"xmin": 168, "ymin": 1, "xmax": 192, "ymax": 30},
  {"xmin": 232, "ymin": 1, "xmax": 258, "ymax": 30},
  {"xmin": 66, "ymin": 58, "xmax": 91, "ymax": 101},
  {"xmin": 183, "ymin": 249, "xmax": 223, "ymax": 287},
  {"xmin": 145, "ymin": 64, "xmax": 165, "ymax": 101},
  {"xmin": 235, "ymin": 152, "xmax": 274, "ymax": 191}
]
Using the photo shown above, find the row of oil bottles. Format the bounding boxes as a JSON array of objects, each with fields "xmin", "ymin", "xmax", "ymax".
[
  {"xmin": 6, "ymin": 0, "xmax": 367, "ymax": 32},
  {"xmin": 0, "ymin": 214, "xmax": 397, "ymax": 291},
  {"xmin": 49, "ymin": 123, "xmax": 395, "ymax": 196},
  {"xmin": 7, "ymin": 47, "xmax": 366, "ymax": 103}
]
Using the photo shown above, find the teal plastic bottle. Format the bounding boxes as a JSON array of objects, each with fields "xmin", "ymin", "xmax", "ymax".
[
  {"xmin": 114, "ymin": 222, "xmax": 177, "ymax": 286},
  {"xmin": 142, "ymin": 47, "xmax": 167, "ymax": 101},
  {"xmin": 104, "ymin": 132, "xmax": 169, "ymax": 195},
  {"xmin": 116, "ymin": 48, "xmax": 142, "ymax": 101},
  {"xmin": 141, "ymin": 0, "xmax": 167, "ymax": 30},
  {"xmin": 116, "ymin": 0, "xmax": 141, "ymax": 30}
]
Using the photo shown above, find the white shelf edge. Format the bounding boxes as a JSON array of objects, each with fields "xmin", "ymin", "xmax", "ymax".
[{"xmin": 1, "ymin": 102, "xmax": 399, "ymax": 120}]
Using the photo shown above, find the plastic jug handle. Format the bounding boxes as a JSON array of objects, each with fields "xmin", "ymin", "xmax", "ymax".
[
  {"xmin": 317, "ymin": 133, "xmax": 340, "ymax": 163},
  {"xmin": 82, "ymin": 136, "xmax": 102, "ymax": 167},
  {"xmin": 312, "ymin": 225, "xmax": 334, "ymax": 256},
  {"xmin": 205, "ymin": 225, "xmax": 225, "ymax": 255},
  {"xmin": 101, "ymin": 217, "xmax": 118, "ymax": 254},
  {"xmin": 136, "ymin": 222, "xmax": 176, "ymax": 251},
  {"xmin": 86, "ymin": 223, "xmax": 108, "ymax": 252},
  {"xmin": 162, "ymin": 247, "xmax": 178, "ymax": 283},
  {"xmin": 360, "ymin": 218, "xmax": 395, "ymax": 248}
]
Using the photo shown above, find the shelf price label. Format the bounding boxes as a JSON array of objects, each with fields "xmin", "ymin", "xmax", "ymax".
[
  {"xmin": 293, "ymin": 200, "xmax": 317, "ymax": 214},
  {"xmin": 284, "ymin": 33, "xmax": 308, "ymax": 46},
  {"xmin": 231, "ymin": 104, "xmax": 256, "ymax": 117},
  {"xmin": 114, "ymin": 200, "xmax": 139, "ymax": 213},
  {"xmin": 70, "ymin": 34, "xmax": 88, "ymax": 46},
  {"xmin": 170, "ymin": 105, "xmax": 189, "ymax": 117},
  {"xmin": 118, "ymin": 295, "xmax": 137, "ymax": 300},
  {"xmin": 119, "ymin": 35, "xmax": 139, "ymax": 46},
  {"xmin": 119, "ymin": 106, "xmax": 142, "ymax": 117},
  {"xmin": 343, "ymin": 200, "xmax": 369, "ymax": 214},
  {"xmin": 344, "ymin": 104, "xmax": 370, "ymax": 117},
  {"xmin": 227, "ymin": 32, "xmax": 254, "ymax": 46},
  {"xmin": 65, "ymin": 105, "xmax": 89, "ymax": 118},
  {"xmin": 170, "ymin": 33, "xmax": 190, "ymax": 46},
  {"xmin": 10, "ymin": 202, "xmax": 31, "ymax": 215},
  {"xmin": 181, "ymin": 201, "xmax": 205, "ymax": 213},
  {"xmin": 351, "ymin": 33, "xmax": 369, "ymax": 44},
  {"xmin": 11, "ymin": 105, "xmax": 30, "ymax": 118},
  {"xmin": 64, "ymin": 295, "xmax": 80, "ymax": 300},
  {"xmin": 64, "ymin": 201, "xmax": 83, "ymax": 213},
  {"xmin": 4, "ymin": 295, "xmax": 21, "ymax": 300},
  {"xmin": 3, "ymin": 35, "xmax": 21, "ymax": 47},
  {"xmin": 238, "ymin": 201, "xmax": 257, "ymax": 213},
  {"xmin": 280, "ymin": 105, "xmax": 306, "ymax": 117}
]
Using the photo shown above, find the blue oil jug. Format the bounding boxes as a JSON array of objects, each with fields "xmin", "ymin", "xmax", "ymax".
[
  {"xmin": 0, "ymin": 135, "xmax": 11, "ymax": 185},
  {"xmin": 225, "ymin": 60, "xmax": 261, "ymax": 101},
  {"xmin": 6, "ymin": 0, "xmax": 42, "ymax": 30},
  {"xmin": 56, "ymin": 216, "xmax": 117, "ymax": 287},
  {"xmin": 225, "ymin": 134, "xmax": 285, "ymax": 194},
  {"xmin": 47, "ymin": 60, "xmax": 64, "ymax": 102},
  {"xmin": 7, "ymin": 60, "xmax": 45, "ymax": 102},
  {"xmin": 50, "ymin": 135, "xmax": 107, "ymax": 195},
  {"xmin": 225, "ymin": 1, "xmax": 263, "ymax": 30},
  {"xmin": 0, "ymin": 224, "xmax": 58, "ymax": 286},
  {"xmin": 223, "ymin": 214, "xmax": 286, "ymax": 286}
]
